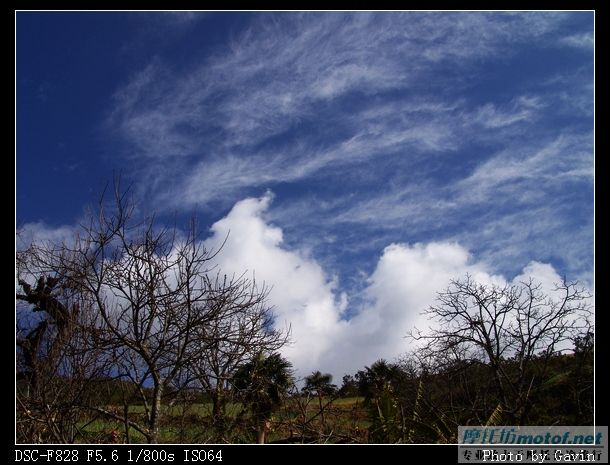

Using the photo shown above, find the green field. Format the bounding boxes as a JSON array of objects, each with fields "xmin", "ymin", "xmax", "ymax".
[{"xmin": 77, "ymin": 397, "xmax": 368, "ymax": 444}]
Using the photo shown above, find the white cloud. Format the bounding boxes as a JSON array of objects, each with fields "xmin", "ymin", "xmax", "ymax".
[
  {"xmin": 17, "ymin": 221, "xmax": 77, "ymax": 249},
  {"xmin": 203, "ymin": 193, "xmax": 583, "ymax": 380},
  {"xmin": 325, "ymin": 241, "xmax": 512, "ymax": 375},
  {"xmin": 108, "ymin": 12, "xmax": 578, "ymax": 210},
  {"xmin": 473, "ymin": 96, "xmax": 543, "ymax": 128},
  {"xmin": 457, "ymin": 133, "xmax": 593, "ymax": 204},
  {"xmin": 513, "ymin": 261, "xmax": 562, "ymax": 291},
  {"xmin": 159, "ymin": 91, "xmax": 551, "ymax": 210},
  {"xmin": 203, "ymin": 192, "xmax": 349, "ymax": 376},
  {"xmin": 560, "ymin": 32, "xmax": 594, "ymax": 50}
]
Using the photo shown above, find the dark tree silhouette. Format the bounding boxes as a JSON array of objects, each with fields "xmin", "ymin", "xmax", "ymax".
[
  {"xmin": 410, "ymin": 274, "xmax": 592, "ymax": 424},
  {"xmin": 233, "ymin": 352, "xmax": 294, "ymax": 443}
]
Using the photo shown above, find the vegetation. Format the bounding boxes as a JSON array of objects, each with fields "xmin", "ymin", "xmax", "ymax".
[{"xmin": 233, "ymin": 352, "xmax": 294, "ymax": 443}]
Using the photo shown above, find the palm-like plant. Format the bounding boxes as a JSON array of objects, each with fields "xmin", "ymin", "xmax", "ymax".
[
  {"xmin": 357, "ymin": 360, "xmax": 404, "ymax": 443},
  {"xmin": 233, "ymin": 352, "xmax": 294, "ymax": 443},
  {"xmin": 358, "ymin": 359, "xmax": 401, "ymax": 401},
  {"xmin": 303, "ymin": 371, "xmax": 336, "ymax": 427}
]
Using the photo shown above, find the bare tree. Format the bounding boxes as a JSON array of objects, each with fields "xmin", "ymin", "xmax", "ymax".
[
  {"xmin": 410, "ymin": 274, "xmax": 592, "ymax": 424},
  {"xmin": 16, "ymin": 183, "xmax": 289, "ymax": 443},
  {"xmin": 16, "ymin": 243, "xmax": 113, "ymax": 443},
  {"xmin": 187, "ymin": 274, "xmax": 288, "ymax": 432}
]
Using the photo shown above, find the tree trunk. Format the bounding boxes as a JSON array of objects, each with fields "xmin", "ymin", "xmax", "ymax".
[
  {"xmin": 318, "ymin": 395, "xmax": 325, "ymax": 427},
  {"xmin": 257, "ymin": 424, "xmax": 266, "ymax": 444},
  {"xmin": 211, "ymin": 386, "xmax": 226, "ymax": 426},
  {"xmin": 490, "ymin": 362, "xmax": 508, "ymax": 411},
  {"xmin": 256, "ymin": 419, "xmax": 270, "ymax": 444},
  {"xmin": 149, "ymin": 382, "xmax": 163, "ymax": 444},
  {"xmin": 123, "ymin": 400, "xmax": 131, "ymax": 443}
]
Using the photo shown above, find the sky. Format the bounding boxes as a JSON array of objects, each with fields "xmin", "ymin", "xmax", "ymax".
[{"xmin": 16, "ymin": 12, "xmax": 594, "ymax": 379}]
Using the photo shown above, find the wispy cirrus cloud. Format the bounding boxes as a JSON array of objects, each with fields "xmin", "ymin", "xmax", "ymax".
[
  {"xmin": 472, "ymin": 96, "xmax": 544, "ymax": 128},
  {"xmin": 560, "ymin": 31, "xmax": 594, "ymax": 49},
  {"xmin": 265, "ymin": 129, "xmax": 593, "ymax": 283},
  {"xmin": 104, "ymin": 11, "xmax": 593, "ymax": 295},
  {"xmin": 457, "ymin": 133, "xmax": 593, "ymax": 203},
  {"xmin": 150, "ymin": 92, "xmax": 556, "ymax": 211},
  {"xmin": 108, "ymin": 12, "xmax": 580, "ymax": 199}
]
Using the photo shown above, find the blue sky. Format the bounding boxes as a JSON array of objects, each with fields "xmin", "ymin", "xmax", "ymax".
[{"xmin": 16, "ymin": 12, "xmax": 594, "ymax": 377}]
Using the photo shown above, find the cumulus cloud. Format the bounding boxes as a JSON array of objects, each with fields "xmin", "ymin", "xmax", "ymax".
[
  {"xmin": 203, "ymin": 192, "xmax": 349, "ymax": 376},
  {"xmin": 203, "ymin": 193, "xmax": 582, "ymax": 380},
  {"xmin": 16, "ymin": 193, "xmax": 591, "ymax": 380},
  {"xmin": 323, "ymin": 241, "xmax": 509, "ymax": 377}
]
